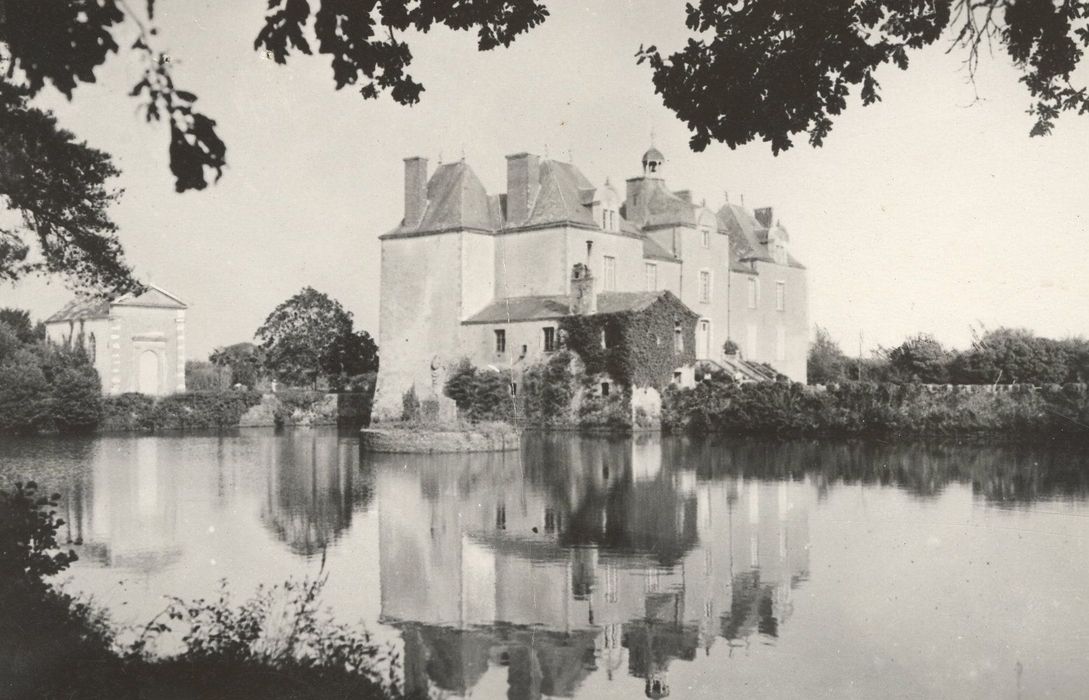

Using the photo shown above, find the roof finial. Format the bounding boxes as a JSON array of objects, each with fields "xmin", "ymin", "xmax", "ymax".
[
  {"xmin": 567, "ymin": 147, "xmax": 574, "ymax": 162},
  {"xmin": 544, "ymin": 142, "xmax": 550, "ymax": 158},
  {"xmin": 650, "ymin": 125, "xmax": 657, "ymax": 146},
  {"xmin": 460, "ymin": 143, "xmax": 466, "ymax": 161},
  {"xmin": 438, "ymin": 150, "xmax": 443, "ymax": 164}
]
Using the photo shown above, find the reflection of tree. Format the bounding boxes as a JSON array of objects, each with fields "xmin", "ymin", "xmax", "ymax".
[
  {"xmin": 259, "ymin": 433, "xmax": 368, "ymax": 556},
  {"xmin": 665, "ymin": 438, "xmax": 1089, "ymax": 504}
]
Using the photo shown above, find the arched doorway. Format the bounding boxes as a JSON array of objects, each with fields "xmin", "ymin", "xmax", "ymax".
[{"xmin": 138, "ymin": 350, "xmax": 161, "ymax": 395}]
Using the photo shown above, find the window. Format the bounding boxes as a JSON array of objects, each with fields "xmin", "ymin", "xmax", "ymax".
[
  {"xmin": 701, "ymin": 226, "xmax": 710, "ymax": 248},
  {"xmin": 603, "ymin": 256, "xmax": 616, "ymax": 291},
  {"xmin": 747, "ymin": 277, "xmax": 758, "ymax": 309},
  {"xmin": 644, "ymin": 262, "xmax": 657, "ymax": 291},
  {"xmin": 699, "ymin": 270, "xmax": 711, "ymax": 303},
  {"xmin": 601, "ymin": 382, "xmax": 610, "ymax": 397},
  {"xmin": 510, "ymin": 382, "xmax": 518, "ymax": 396},
  {"xmin": 776, "ymin": 281, "xmax": 786, "ymax": 312},
  {"xmin": 674, "ymin": 321, "xmax": 684, "ymax": 352},
  {"xmin": 543, "ymin": 326, "xmax": 556, "ymax": 352},
  {"xmin": 494, "ymin": 329, "xmax": 506, "ymax": 353},
  {"xmin": 699, "ymin": 319, "xmax": 711, "ymax": 358}
]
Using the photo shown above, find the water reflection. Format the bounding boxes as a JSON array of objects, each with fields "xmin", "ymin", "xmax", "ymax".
[
  {"xmin": 376, "ymin": 434, "xmax": 810, "ymax": 698},
  {"xmin": 2, "ymin": 431, "xmax": 1088, "ymax": 698},
  {"xmin": 260, "ymin": 431, "xmax": 373, "ymax": 556}
]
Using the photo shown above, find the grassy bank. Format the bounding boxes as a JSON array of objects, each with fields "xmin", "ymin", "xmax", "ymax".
[
  {"xmin": 0, "ymin": 482, "xmax": 404, "ymax": 699},
  {"xmin": 663, "ymin": 379, "xmax": 1089, "ymax": 439}
]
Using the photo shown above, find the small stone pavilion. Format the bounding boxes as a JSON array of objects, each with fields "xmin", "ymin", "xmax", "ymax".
[{"xmin": 44, "ymin": 285, "xmax": 188, "ymax": 396}]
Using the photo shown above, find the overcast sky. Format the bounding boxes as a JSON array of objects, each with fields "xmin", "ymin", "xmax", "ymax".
[{"xmin": 3, "ymin": 1, "xmax": 1088, "ymax": 359}]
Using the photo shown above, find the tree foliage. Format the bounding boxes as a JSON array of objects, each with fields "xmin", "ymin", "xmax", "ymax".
[
  {"xmin": 255, "ymin": 287, "xmax": 377, "ymax": 389},
  {"xmin": 0, "ymin": 83, "xmax": 138, "ymax": 292},
  {"xmin": 886, "ymin": 332, "xmax": 951, "ymax": 383},
  {"xmin": 808, "ymin": 326, "xmax": 850, "ymax": 384},
  {"xmin": 254, "ymin": 0, "xmax": 549, "ymax": 104},
  {"xmin": 0, "ymin": 0, "xmax": 225, "ymax": 193},
  {"xmin": 637, "ymin": 0, "xmax": 1089, "ymax": 153},
  {"xmin": 209, "ymin": 342, "xmax": 266, "ymax": 389}
]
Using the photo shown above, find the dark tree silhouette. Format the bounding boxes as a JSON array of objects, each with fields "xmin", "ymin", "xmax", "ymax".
[
  {"xmin": 0, "ymin": 83, "xmax": 137, "ymax": 293},
  {"xmin": 637, "ymin": 0, "xmax": 1089, "ymax": 153}
]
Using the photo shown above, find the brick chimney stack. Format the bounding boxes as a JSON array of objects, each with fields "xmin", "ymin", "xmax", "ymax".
[
  {"xmin": 403, "ymin": 156, "xmax": 428, "ymax": 228},
  {"xmin": 754, "ymin": 206, "xmax": 774, "ymax": 229},
  {"xmin": 505, "ymin": 153, "xmax": 540, "ymax": 226}
]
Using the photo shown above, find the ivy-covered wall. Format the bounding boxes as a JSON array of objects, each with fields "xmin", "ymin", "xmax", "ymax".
[{"xmin": 558, "ymin": 294, "xmax": 697, "ymax": 390}]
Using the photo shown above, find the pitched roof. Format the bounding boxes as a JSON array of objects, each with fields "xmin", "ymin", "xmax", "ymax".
[
  {"xmin": 44, "ymin": 284, "xmax": 186, "ymax": 324},
  {"xmin": 385, "ymin": 161, "xmax": 501, "ymax": 237},
  {"xmin": 462, "ymin": 290, "xmax": 696, "ymax": 325},
  {"xmin": 44, "ymin": 297, "xmax": 112, "ymax": 323},
  {"xmin": 624, "ymin": 177, "xmax": 699, "ymax": 230},
  {"xmin": 717, "ymin": 203, "xmax": 805, "ymax": 270},
  {"xmin": 642, "ymin": 237, "xmax": 679, "ymax": 262},
  {"xmin": 463, "ymin": 295, "xmax": 572, "ymax": 324}
]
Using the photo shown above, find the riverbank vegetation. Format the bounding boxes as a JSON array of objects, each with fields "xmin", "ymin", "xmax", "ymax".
[
  {"xmin": 0, "ymin": 320, "xmax": 102, "ymax": 434},
  {"xmin": 664, "ymin": 378, "xmax": 1089, "ymax": 439},
  {"xmin": 0, "ymin": 482, "xmax": 405, "ymax": 699},
  {"xmin": 810, "ymin": 326, "xmax": 1089, "ymax": 386}
]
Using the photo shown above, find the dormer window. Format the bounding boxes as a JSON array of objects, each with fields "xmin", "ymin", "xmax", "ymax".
[{"xmin": 600, "ymin": 208, "xmax": 618, "ymax": 232}]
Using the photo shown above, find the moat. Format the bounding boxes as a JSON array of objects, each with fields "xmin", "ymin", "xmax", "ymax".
[{"xmin": 2, "ymin": 429, "xmax": 1088, "ymax": 698}]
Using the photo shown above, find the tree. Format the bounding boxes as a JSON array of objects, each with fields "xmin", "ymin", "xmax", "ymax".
[
  {"xmin": 808, "ymin": 326, "xmax": 849, "ymax": 384},
  {"xmin": 886, "ymin": 333, "xmax": 951, "ymax": 383},
  {"xmin": 949, "ymin": 327, "xmax": 1071, "ymax": 384},
  {"xmin": 255, "ymin": 287, "xmax": 376, "ymax": 389},
  {"xmin": 0, "ymin": 84, "xmax": 138, "ymax": 292},
  {"xmin": 209, "ymin": 342, "xmax": 266, "ymax": 389},
  {"xmin": 637, "ymin": 1, "xmax": 1089, "ymax": 153}
]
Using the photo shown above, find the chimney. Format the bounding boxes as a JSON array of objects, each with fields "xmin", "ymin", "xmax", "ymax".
[
  {"xmin": 570, "ymin": 262, "xmax": 596, "ymax": 315},
  {"xmin": 754, "ymin": 206, "xmax": 774, "ymax": 229},
  {"xmin": 403, "ymin": 156, "xmax": 428, "ymax": 228},
  {"xmin": 674, "ymin": 190, "xmax": 692, "ymax": 203},
  {"xmin": 505, "ymin": 153, "xmax": 540, "ymax": 227}
]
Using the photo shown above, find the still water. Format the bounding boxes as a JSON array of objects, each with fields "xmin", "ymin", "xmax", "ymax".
[{"xmin": 2, "ymin": 429, "xmax": 1088, "ymax": 699}]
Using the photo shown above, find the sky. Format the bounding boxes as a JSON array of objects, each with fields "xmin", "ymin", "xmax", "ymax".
[{"xmin": 3, "ymin": 1, "xmax": 1088, "ymax": 360}]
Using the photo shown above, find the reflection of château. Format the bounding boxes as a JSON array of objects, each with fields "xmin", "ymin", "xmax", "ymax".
[{"xmin": 377, "ymin": 434, "xmax": 811, "ymax": 698}]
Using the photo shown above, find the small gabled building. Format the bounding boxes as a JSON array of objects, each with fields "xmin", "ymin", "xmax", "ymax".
[
  {"xmin": 44, "ymin": 284, "xmax": 188, "ymax": 396},
  {"xmin": 372, "ymin": 146, "xmax": 809, "ymax": 420}
]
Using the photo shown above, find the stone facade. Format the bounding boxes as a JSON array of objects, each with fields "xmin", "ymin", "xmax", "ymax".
[
  {"xmin": 44, "ymin": 285, "xmax": 188, "ymax": 396},
  {"xmin": 373, "ymin": 146, "xmax": 809, "ymax": 420}
]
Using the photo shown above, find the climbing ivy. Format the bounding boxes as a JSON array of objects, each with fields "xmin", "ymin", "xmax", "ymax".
[{"xmin": 559, "ymin": 294, "xmax": 697, "ymax": 390}]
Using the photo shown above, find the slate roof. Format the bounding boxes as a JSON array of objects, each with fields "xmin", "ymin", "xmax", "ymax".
[
  {"xmin": 44, "ymin": 285, "xmax": 187, "ymax": 324},
  {"xmin": 717, "ymin": 203, "xmax": 806, "ymax": 270},
  {"xmin": 642, "ymin": 237, "xmax": 679, "ymax": 262},
  {"xmin": 462, "ymin": 295, "xmax": 572, "ymax": 324},
  {"xmin": 44, "ymin": 297, "xmax": 112, "ymax": 323},
  {"xmin": 462, "ymin": 290, "xmax": 696, "ymax": 325},
  {"xmin": 623, "ymin": 176, "xmax": 700, "ymax": 230},
  {"xmin": 384, "ymin": 161, "xmax": 502, "ymax": 237},
  {"xmin": 383, "ymin": 158, "xmax": 642, "ymax": 238}
]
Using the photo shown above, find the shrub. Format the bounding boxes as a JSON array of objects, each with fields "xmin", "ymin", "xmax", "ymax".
[
  {"xmin": 102, "ymin": 392, "xmax": 157, "ymax": 431},
  {"xmin": 522, "ymin": 351, "xmax": 578, "ymax": 425},
  {"xmin": 149, "ymin": 391, "xmax": 263, "ymax": 430},
  {"xmin": 49, "ymin": 364, "xmax": 103, "ymax": 432},
  {"xmin": 401, "ymin": 386, "xmax": 420, "ymax": 422},
  {"xmin": 185, "ymin": 360, "xmax": 230, "ymax": 390},
  {"xmin": 0, "ymin": 362, "xmax": 50, "ymax": 433}
]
